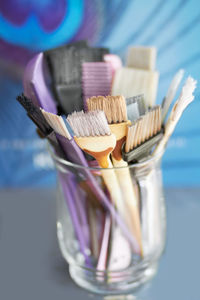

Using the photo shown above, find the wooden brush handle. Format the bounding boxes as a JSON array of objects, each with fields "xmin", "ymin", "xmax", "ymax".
[
  {"xmin": 112, "ymin": 156, "xmax": 143, "ymax": 256},
  {"xmin": 88, "ymin": 203, "xmax": 99, "ymax": 260},
  {"xmin": 100, "ymin": 158, "xmax": 126, "ymax": 218}
]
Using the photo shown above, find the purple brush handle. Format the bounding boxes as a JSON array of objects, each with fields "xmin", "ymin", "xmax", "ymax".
[
  {"xmin": 23, "ymin": 53, "xmax": 57, "ymax": 114},
  {"xmin": 58, "ymin": 172, "xmax": 91, "ymax": 267},
  {"xmin": 56, "ymin": 134, "xmax": 140, "ymax": 255},
  {"xmin": 97, "ymin": 213, "xmax": 111, "ymax": 271}
]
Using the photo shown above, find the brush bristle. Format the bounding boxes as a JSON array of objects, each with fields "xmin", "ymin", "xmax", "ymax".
[
  {"xmin": 41, "ymin": 109, "xmax": 71, "ymax": 139},
  {"xmin": 17, "ymin": 93, "xmax": 41, "ymax": 116},
  {"xmin": 17, "ymin": 94, "xmax": 52, "ymax": 134},
  {"xmin": 171, "ymin": 76, "xmax": 197, "ymax": 121},
  {"xmin": 87, "ymin": 95, "xmax": 127, "ymax": 124},
  {"xmin": 125, "ymin": 106, "xmax": 161, "ymax": 153},
  {"xmin": 67, "ymin": 110, "xmax": 110, "ymax": 137}
]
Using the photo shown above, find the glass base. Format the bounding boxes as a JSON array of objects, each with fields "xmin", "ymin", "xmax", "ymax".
[{"xmin": 69, "ymin": 261, "xmax": 158, "ymax": 295}]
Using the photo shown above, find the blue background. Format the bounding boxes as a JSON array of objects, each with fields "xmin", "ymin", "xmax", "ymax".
[{"xmin": 0, "ymin": 0, "xmax": 199, "ymax": 186}]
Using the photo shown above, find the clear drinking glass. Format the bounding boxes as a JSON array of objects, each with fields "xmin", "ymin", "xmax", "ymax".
[{"xmin": 50, "ymin": 148, "xmax": 166, "ymax": 295}]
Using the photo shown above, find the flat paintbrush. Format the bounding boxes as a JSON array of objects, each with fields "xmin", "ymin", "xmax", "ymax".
[
  {"xmin": 67, "ymin": 111, "xmax": 123, "ymax": 209},
  {"xmin": 16, "ymin": 94, "xmax": 52, "ymax": 135},
  {"xmin": 67, "ymin": 110, "xmax": 140, "ymax": 254},
  {"xmin": 87, "ymin": 95, "xmax": 143, "ymax": 255},
  {"xmin": 16, "ymin": 94, "xmax": 67, "ymax": 158},
  {"xmin": 153, "ymin": 76, "xmax": 197, "ymax": 156},
  {"xmin": 41, "ymin": 109, "xmax": 101, "ymax": 208},
  {"xmin": 112, "ymin": 67, "xmax": 159, "ymax": 107}
]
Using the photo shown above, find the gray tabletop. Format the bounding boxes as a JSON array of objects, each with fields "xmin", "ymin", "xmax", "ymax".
[{"xmin": 0, "ymin": 188, "xmax": 200, "ymax": 300}]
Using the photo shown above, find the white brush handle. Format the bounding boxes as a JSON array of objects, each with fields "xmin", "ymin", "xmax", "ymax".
[
  {"xmin": 112, "ymin": 157, "xmax": 143, "ymax": 254},
  {"xmin": 153, "ymin": 119, "xmax": 176, "ymax": 156}
]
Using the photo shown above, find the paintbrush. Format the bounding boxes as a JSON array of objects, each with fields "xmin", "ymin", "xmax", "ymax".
[
  {"xmin": 161, "ymin": 69, "xmax": 184, "ymax": 123},
  {"xmin": 153, "ymin": 76, "xmax": 197, "ymax": 156},
  {"xmin": 42, "ymin": 109, "xmax": 139, "ymax": 253},
  {"xmin": 87, "ymin": 95, "xmax": 143, "ymax": 254},
  {"xmin": 16, "ymin": 94, "xmax": 52, "ymax": 136},
  {"xmin": 112, "ymin": 67, "xmax": 159, "ymax": 107},
  {"xmin": 17, "ymin": 94, "xmax": 67, "ymax": 158},
  {"xmin": 122, "ymin": 106, "xmax": 163, "ymax": 162},
  {"xmin": 67, "ymin": 111, "xmax": 122, "ymax": 205},
  {"xmin": 67, "ymin": 110, "xmax": 140, "ymax": 254},
  {"xmin": 41, "ymin": 109, "xmax": 102, "ymax": 208}
]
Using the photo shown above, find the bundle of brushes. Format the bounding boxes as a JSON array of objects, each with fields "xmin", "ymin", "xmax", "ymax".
[{"xmin": 17, "ymin": 41, "xmax": 197, "ymax": 274}]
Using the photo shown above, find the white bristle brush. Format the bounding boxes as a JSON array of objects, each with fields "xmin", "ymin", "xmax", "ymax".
[
  {"xmin": 153, "ymin": 76, "xmax": 197, "ymax": 156},
  {"xmin": 66, "ymin": 110, "xmax": 122, "ymax": 205},
  {"xmin": 162, "ymin": 69, "xmax": 184, "ymax": 123},
  {"xmin": 67, "ymin": 110, "xmax": 141, "ymax": 253},
  {"xmin": 112, "ymin": 67, "xmax": 159, "ymax": 107}
]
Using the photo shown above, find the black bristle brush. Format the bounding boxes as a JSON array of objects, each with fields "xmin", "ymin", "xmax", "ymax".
[{"xmin": 17, "ymin": 93, "xmax": 52, "ymax": 136}]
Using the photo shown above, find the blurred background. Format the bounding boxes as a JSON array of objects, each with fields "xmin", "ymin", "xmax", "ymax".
[{"xmin": 0, "ymin": 0, "xmax": 200, "ymax": 187}]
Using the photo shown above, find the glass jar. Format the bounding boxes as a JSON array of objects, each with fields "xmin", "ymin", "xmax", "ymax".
[{"xmin": 50, "ymin": 148, "xmax": 166, "ymax": 295}]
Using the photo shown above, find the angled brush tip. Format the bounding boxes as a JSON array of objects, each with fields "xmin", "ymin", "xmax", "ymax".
[{"xmin": 41, "ymin": 109, "xmax": 71, "ymax": 140}]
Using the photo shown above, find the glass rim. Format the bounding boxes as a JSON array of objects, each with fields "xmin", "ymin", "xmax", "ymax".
[{"xmin": 47, "ymin": 142, "xmax": 164, "ymax": 171}]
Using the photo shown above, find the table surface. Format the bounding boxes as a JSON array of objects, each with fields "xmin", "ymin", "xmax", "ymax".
[{"xmin": 0, "ymin": 188, "xmax": 200, "ymax": 300}]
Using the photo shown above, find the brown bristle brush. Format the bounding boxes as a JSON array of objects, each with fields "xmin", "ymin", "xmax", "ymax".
[{"xmin": 87, "ymin": 95, "xmax": 143, "ymax": 255}]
